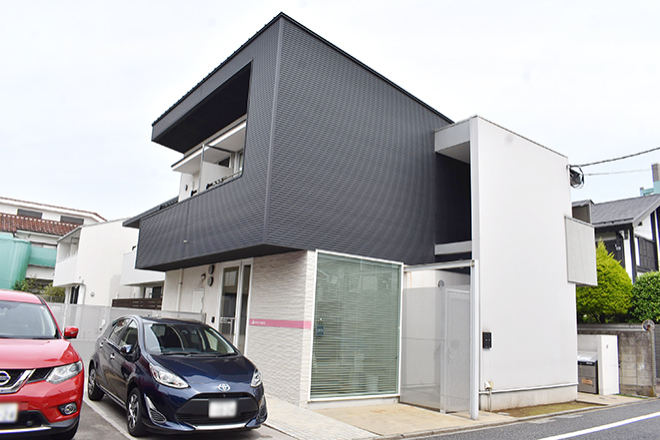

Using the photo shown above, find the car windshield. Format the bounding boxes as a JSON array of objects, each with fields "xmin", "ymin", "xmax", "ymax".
[
  {"xmin": 0, "ymin": 300, "xmax": 59, "ymax": 339},
  {"xmin": 144, "ymin": 321, "xmax": 237, "ymax": 356}
]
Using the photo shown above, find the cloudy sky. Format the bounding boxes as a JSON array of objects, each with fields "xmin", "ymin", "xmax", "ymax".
[{"xmin": 2, "ymin": 1, "xmax": 659, "ymax": 220}]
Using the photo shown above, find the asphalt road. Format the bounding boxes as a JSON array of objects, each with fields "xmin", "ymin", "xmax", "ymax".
[{"xmin": 429, "ymin": 398, "xmax": 660, "ymax": 440}]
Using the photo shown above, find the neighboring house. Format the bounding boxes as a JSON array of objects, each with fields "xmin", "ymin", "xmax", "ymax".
[
  {"xmin": 573, "ymin": 194, "xmax": 660, "ymax": 282},
  {"xmin": 639, "ymin": 163, "xmax": 660, "ymax": 196},
  {"xmin": 0, "ymin": 196, "xmax": 105, "ymax": 289},
  {"xmin": 124, "ymin": 13, "xmax": 596, "ymax": 415},
  {"xmin": 54, "ymin": 219, "xmax": 164, "ymax": 306}
]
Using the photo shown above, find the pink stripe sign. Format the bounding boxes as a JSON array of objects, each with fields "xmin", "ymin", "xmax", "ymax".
[{"xmin": 249, "ymin": 319, "xmax": 312, "ymax": 330}]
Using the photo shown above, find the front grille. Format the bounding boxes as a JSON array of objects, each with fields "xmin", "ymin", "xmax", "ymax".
[
  {"xmin": 0, "ymin": 411, "xmax": 48, "ymax": 432},
  {"xmin": 149, "ymin": 407, "xmax": 167, "ymax": 424},
  {"xmin": 0, "ymin": 369, "xmax": 24, "ymax": 388},
  {"xmin": 176, "ymin": 396, "xmax": 258, "ymax": 426},
  {"xmin": 27, "ymin": 368, "xmax": 52, "ymax": 383}
]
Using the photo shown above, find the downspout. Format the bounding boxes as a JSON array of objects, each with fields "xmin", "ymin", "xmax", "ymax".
[
  {"xmin": 655, "ymin": 209, "xmax": 660, "ymax": 270},
  {"xmin": 176, "ymin": 269, "xmax": 184, "ymax": 311},
  {"xmin": 79, "ymin": 284, "xmax": 86, "ymax": 305},
  {"xmin": 470, "ymin": 259, "xmax": 480, "ymax": 420},
  {"xmin": 198, "ymin": 143, "xmax": 206, "ymax": 193},
  {"xmin": 630, "ymin": 226, "xmax": 638, "ymax": 282}
]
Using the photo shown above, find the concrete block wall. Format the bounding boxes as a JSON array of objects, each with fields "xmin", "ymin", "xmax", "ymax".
[
  {"xmin": 247, "ymin": 251, "xmax": 316, "ymax": 406},
  {"xmin": 578, "ymin": 324, "xmax": 657, "ymax": 397}
]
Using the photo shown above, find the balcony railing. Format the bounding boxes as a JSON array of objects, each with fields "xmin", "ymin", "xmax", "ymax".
[{"xmin": 111, "ymin": 297, "xmax": 162, "ymax": 310}]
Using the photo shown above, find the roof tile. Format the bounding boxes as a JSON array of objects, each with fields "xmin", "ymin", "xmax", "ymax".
[{"xmin": 0, "ymin": 213, "xmax": 80, "ymax": 236}]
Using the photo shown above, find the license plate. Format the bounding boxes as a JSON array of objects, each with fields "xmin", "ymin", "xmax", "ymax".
[
  {"xmin": 209, "ymin": 399, "xmax": 237, "ymax": 418},
  {"xmin": 0, "ymin": 403, "xmax": 18, "ymax": 423}
]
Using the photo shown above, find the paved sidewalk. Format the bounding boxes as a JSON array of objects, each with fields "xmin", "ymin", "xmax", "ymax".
[
  {"xmin": 263, "ymin": 393, "xmax": 647, "ymax": 440},
  {"xmin": 266, "ymin": 396, "xmax": 374, "ymax": 440}
]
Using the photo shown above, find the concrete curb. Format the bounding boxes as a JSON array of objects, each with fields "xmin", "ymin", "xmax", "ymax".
[{"xmin": 369, "ymin": 397, "xmax": 657, "ymax": 440}]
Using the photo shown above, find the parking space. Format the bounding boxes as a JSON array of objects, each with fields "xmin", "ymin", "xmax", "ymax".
[{"xmin": 80, "ymin": 394, "xmax": 295, "ymax": 440}]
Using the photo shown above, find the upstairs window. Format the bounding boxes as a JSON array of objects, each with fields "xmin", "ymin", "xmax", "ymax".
[
  {"xmin": 60, "ymin": 215, "xmax": 84, "ymax": 225},
  {"xmin": 17, "ymin": 209, "xmax": 42, "ymax": 219},
  {"xmin": 173, "ymin": 117, "xmax": 247, "ymax": 201}
]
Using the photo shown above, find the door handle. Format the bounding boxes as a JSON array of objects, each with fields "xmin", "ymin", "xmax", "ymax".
[{"xmin": 110, "ymin": 353, "xmax": 115, "ymax": 360}]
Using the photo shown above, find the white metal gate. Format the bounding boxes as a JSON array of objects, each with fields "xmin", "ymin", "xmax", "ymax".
[{"xmin": 400, "ymin": 281, "xmax": 470, "ymax": 413}]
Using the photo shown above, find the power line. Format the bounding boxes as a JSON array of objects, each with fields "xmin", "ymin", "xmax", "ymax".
[
  {"xmin": 575, "ymin": 146, "xmax": 660, "ymax": 167},
  {"xmin": 585, "ymin": 169, "xmax": 647, "ymax": 176}
]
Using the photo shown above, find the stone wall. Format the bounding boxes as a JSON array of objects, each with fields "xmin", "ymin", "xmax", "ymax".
[{"xmin": 578, "ymin": 324, "xmax": 656, "ymax": 397}]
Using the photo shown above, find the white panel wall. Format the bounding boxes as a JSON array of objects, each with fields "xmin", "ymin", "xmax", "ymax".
[
  {"xmin": 162, "ymin": 266, "xmax": 212, "ymax": 317},
  {"xmin": 565, "ymin": 217, "xmax": 597, "ymax": 286},
  {"xmin": 470, "ymin": 118, "xmax": 577, "ymax": 407}
]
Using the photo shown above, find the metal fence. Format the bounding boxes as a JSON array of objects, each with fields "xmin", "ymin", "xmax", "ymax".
[{"xmin": 48, "ymin": 302, "xmax": 205, "ymax": 365}]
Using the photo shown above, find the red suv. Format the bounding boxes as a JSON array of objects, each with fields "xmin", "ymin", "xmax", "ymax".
[{"xmin": 0, "ymin": 289, "xmax": 83, "ymax": 439}]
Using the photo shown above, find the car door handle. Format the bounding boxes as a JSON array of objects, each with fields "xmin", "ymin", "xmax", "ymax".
[{"xmin": 110, "ymin": 353, "xmax": 115, "ymax": 360}]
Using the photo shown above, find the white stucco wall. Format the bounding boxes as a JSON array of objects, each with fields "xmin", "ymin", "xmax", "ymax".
[
  {"xmin": 54, "ymin": 220, "xmax": 138, "ymax": 305},
  {"xmin": 120, "ymin": 249, "xmax": 165, "ymax": 286},
  {"xmin": 0, "ymin": 198, "xmax": 103, "ymax": 224},
  {"xmin": 471, "ymin": 117, "xmax": 577, "ymax": 408}
]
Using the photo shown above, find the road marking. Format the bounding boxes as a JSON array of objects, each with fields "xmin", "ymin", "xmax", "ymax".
[
  {"xmin": 83, "ymin": 395, "xmax": 134, "ymax": 440},
  {"xmin": 537, "ymin": 411, "xmax": 660, "ymax": 439}
]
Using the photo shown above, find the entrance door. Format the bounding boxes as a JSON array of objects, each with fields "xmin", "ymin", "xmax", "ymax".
[{"xmin": 218, "ymin": 262, "xmax": 252, "ymax": 353}]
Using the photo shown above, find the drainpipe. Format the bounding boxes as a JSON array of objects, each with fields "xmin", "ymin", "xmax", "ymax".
[
  {"xmin": 79, "ymin": 284, "xmax": 86, "ymax": 305},
  {"xmin": 176, "ymin": 269, "xmax": 184, "ymax": 311},
  {"xmin": 630, "ymin": 226, "xmax": 638, "ymax": 282},
  {"xmin": 470, "ymin": 259, "xmax": 480, "ymax": 420},
  {"xmin": 198, "ymin": 143, "xmax": 206, "ymax": 193},
  {"xmin": 653, "ymin": 211, "xmax": 659, "ymax": 271}
]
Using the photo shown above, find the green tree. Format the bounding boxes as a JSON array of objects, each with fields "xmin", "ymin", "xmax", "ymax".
[
  {"xmin": 42, "ymin": 283, "xmax": 65, "ymax": 298},
  {"xmin": 630, "ymin": 271, "xmax": 660, "ymax": 323},
  {"xmin": 12, "ymin": 278, "xmax": 64, "ymax": 300},
  {"xmin": 12, "ymin": 277, "xmax": 39, "ymax": 294},
  {"xmin": 576, "ymin": 241, "xmax": 632, "ymax": 323}
]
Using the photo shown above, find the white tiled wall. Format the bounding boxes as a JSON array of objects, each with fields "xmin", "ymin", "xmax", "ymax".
[{"xmin": 247, "ymin": 251, "xmax": 316, "ymax": 406}]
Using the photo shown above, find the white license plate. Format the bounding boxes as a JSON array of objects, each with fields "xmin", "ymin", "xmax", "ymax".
[
  {"xmin": 0, "ymin": 402, "xmax": 18, "ymax": 423},
  {"xmin": 209, "ymin": 399, "xmax": 237, "ymax": 418}
]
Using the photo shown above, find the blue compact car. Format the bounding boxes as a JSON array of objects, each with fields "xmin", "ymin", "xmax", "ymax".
[{"xmin": 88, "ymin": 316, "xmax": 267, "ymax": 436}]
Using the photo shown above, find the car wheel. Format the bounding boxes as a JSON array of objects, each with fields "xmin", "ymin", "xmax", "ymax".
[
  {"xmin": 87, "ymin": 362, "xmax": 104, "ymax": 401},
  {"xmin": 50, "ymin": 420, "xmax": 78, "ymax": 440},
  {"xmin": 127, "ymin": 387, "xmax": 148, "ymax": 437}
]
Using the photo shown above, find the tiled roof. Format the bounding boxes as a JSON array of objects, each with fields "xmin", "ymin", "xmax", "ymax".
[
  {"xmin": 0, "ymin": 213, "xmax": 80, "ymax": 236},
  {"xmin": 591, "ymin": 194, "xmax": 660, "ymax": 228}
]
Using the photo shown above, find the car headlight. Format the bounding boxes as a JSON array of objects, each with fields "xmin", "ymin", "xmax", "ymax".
[
  {"xmin": 46, "ymin": 361, "xmax": 83, "ymax": 384},
  {"xmin": 149, "ymin": 364, "xmax": 189, "ymax": 389},
  {"xmin": 251, "ymin": 369, "xmax": 262, "ymax": 388}
]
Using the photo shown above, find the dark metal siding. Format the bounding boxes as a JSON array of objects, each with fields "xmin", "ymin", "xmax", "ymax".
[
  {"xmin": 135, "ymin": 22, "xmax": 281, "ymax": 270},
  {"xmin": 137, "ymin": 16, "xmax": 457, "ymax": 270},
  {"xmin": 264, "ymin": 21, "xmax": 451, "ymax": 265}
]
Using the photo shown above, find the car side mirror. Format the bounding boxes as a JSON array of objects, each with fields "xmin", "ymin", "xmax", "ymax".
[
  {"xmin": 64, "ymin": 327, "xmax": 79, "ymax": 339},
  {"xmin": 120, "ymin": 345, "xmax": 134, "ymax": 356}
]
